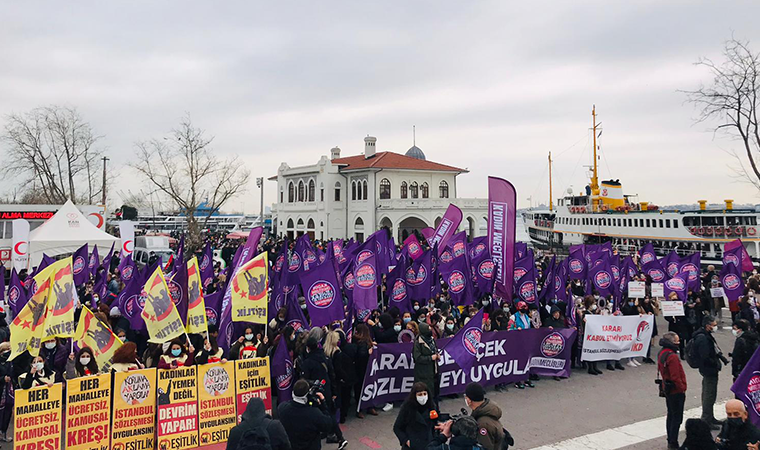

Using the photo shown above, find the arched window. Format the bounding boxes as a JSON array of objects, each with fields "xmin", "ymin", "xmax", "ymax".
[
  {"xmin": 379, "ymin": 178, "xmax": 391, "ymax": 199},
  {"xmin": 287, "ymin": 218, "xmax": 294, "ymax": 229},
  {"xmin": 400, "ymin": 181, "xmax": 408, "ymax": 199},
  {"xmin": 352, "ymin": 181, "xmax": 357, "ymax": 201},
  {"xmin": 334, "ymin": 182, "xmax": 342, "ymax": 201},
  {"xmin": 298, "ymin": 181, "xmax": 305, "ymax": 202},
  {"xmin": 362, "ymin": 180, "xmax": 368, "ymax": 200},
  {"xmin": 308, "ymin": 179, "xmax": 315, "ymax": 202},
  {"xmin": 410, "ymin": 182, "xmax": 419, "ymax": 199},
  {"xmin": 307, "ymin": 218, "xmax": 315, "ymax": 229},
  {"xmin": 288, "ymin": 182, "xmax": 295, "ymax": 203},
  {"xmin": 421, "ymin": 182, "xmax": 429, "ymax": 199},
  {"xmin": 439, "ymin": 180, "xmax": 449, "ymax": 198},
  {"xmin": 355, "ymin": 217, "xmax": 364, "ymax": 228}
]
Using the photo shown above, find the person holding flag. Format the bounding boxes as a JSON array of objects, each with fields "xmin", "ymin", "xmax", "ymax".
[
  {"xmin": 413, "ymin": 322, "xmax": 440, "ymax": 404},
  {"xmin": 18, "ymin": 355, "xmax": 55, "ymax": 388}
]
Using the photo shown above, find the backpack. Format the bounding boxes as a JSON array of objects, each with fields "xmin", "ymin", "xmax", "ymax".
[
  {"xmin": 684, "ymin": 338, "xmax": 700, "ymax": 369},
  {"xmin": 236, "ymin": 424, "xmax": 272, "ymax": 450}
]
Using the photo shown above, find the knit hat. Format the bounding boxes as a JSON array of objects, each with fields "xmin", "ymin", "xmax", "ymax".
[{"xmin": 465, "ymin": 382, "xmax": 485, "ymax": 402}]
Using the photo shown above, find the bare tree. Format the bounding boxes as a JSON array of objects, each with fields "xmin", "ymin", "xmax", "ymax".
[
  {"xmin": 131, "ymin": 116, "xmax": 251, "ymax": 253},
  {"xmin": 1, "ymin": 106, "xmax": 105, "ymax": 204},
  {"xmin": 685, "ymin": 38, "xmax": 760, "ymax": 190}
]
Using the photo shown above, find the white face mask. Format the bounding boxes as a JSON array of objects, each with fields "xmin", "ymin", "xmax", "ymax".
[
  {"xmin": 80, "ymin": 357, "xmax": 91, "ymax": 366},
  {"xmin": 394, "ymin": 325, "xmax": 402, "ymax": 333},
  {"xmin": 34, "ymin": 362, "xmax": 44, "ymax": 371},
  {"xmin": 413, "ymin": 305, "xmax": 420, "ymax": 311},
  {"xmin": 416, "ymin": 394, "xmax": 428, "ymax": 405},
  {"xmin": 300, "ymin": 304, "xmax": 307, "ymax": 310},
  {"xmin": 245, "ymin": 334, "xmax": 254, "ymax": 341},
  {"xmin": 446, "ymin": 324, "xmax": 454, "ymax": 331},
  {"xmin": 733, "ymin": 329, "xmax": 741, "ymax": 337},
  {"xmin": 44, "ymin": 342, "xmax": 56, "ymax": 350}
]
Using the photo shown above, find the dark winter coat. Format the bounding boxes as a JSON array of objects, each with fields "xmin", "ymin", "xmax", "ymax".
[
  {"xmin": 227, "ymin": 398, "xmax": 291, "ymax": 450},
  {"xmin": 278, "ymin": 400, "xmax": 335, "ymax": 450},
  {"xmin": 427, "ymin": 434, "xmax": 480, "ymax": 450},
  {"xmin": 40, "ymin": 343, "xmax": 68, "ymax": 383},
  {"xmin": 692, "ymin": 328, "xmax": 721, "ymax": 377},
  {"xmin": 471, "ymin": 399, "xmax": 504, "ymax": 450},
  {"xmin": 393, "ymin": 401, "xmax": 435, "ymax": 450},
  {"xmin": 298, "ymin": 348, "xmax": 336, "ymax": 401},
  {"xmin": 732, "ymin": 330, "xmax": 760, "ymax": 378},
  {"xmin": 413, "ymin": 324, "xmax": 438, "ymax": 393}
]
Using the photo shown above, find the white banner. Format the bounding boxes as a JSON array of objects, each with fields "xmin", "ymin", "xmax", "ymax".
[
  {"xmin": 581, "ymin": 315, "xmax": 654, "ymax": 362},
  {"xmin": 651, "ymin": 283, "xmax": 664, "ymax": 298},
  {"xmin": 710, "ymin": 287, "xmax": 725, "ymax": 298},
  {"xmin": 661, "ymin": 301, "xmax": 685, "ymax": 317},
  {"xmin": 628, "ymin": 281, "xmax": 646, "ymax": 298},
  {"xmin": 118, "ymin": 221, "xmax": 135, "ymax": 255},
  {"xmin": 11, "ymin": 219, "xmax": 30, "ymax": 272}
]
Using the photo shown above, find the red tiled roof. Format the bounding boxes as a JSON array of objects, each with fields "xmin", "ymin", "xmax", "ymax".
[{"xmin": 332, "ymin": 152, "xmax": 466, "ymax": 172}]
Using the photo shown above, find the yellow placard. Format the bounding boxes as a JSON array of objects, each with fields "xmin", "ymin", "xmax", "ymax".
[
  {"xmin": 111, "ymin": 368, "xmax": 156, "ymax": 450},
  {"xmin": 65, "ymin": 373, "xmax": 111, "ymax": 450},
  {"xmin": 231, "ymin": 252, "xmax": 268, "ymax": 324},
  {"xmin": 14, "ymin": 383, "xmax": 63, "ymax": 449},
  {"xmin": 156, "ymin": 366, "xmax": 199, "ymax": 450},
  {"xmin": 197, "ymin": 361, "xmax": 237, "ymax": 446},
  {"xmin": 235, "ymin": 357, "xmax": 272, "ymax": 422}
]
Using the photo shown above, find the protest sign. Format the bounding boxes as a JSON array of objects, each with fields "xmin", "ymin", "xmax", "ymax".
[
  {"xmin": 111, "ymin": 368, "xmax": 156, "ymax": 450},
  {"xmin": 66, "ymin": 374, "xmax": 111, "ymax": 450},
  {"xmin": 711, "ymin": 287, "xmax": 725, "ymax": 298},
  {"xmin": 581, "ymin": 315, "xmax": 654, "ymax": 361},
  {"xmin": 627, "ymin": 281, "xmax": 645, "ymax": 298},
  {"xmin": 235, "ymin": 357, "xmax": 272, "ymax": 422},
  {"xmin": 651, "ymin": 283, "xmax": 664, "ymax": 298},
  {"xmin": 358, "ymin": 328, "xmax": 575, "ymax": 409},
  {"xmin": 197, "ymin": 362, "xmax": 237, "ymax": 446},
  {"xmin": 661, "ymin": 301, "xmax": 685, "ymax": 317},
  {"xmin": 157, "ymin": 366, "xmax": 199, "ymax": 450},
  {"xmin": 15, "ymin": 383, "xmax": 63, "ymax": 450}
]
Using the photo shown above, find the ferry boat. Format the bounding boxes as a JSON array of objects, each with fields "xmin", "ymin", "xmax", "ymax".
[{"xmin": 521, "ymin": 106, "xmax": 760, "ymax": 265}]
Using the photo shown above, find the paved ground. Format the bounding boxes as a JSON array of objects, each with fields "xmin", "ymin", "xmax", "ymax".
[{"xmin": 197, "ymin": 314, "xmax": 737, "ymax": 450}]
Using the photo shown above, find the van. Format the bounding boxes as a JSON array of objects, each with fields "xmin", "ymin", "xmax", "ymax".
[{"xmin": 133, "ymin": 235, "xmax": 175, "ymax": 269}]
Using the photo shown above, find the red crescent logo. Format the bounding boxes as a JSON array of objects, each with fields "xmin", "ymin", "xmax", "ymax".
[
  {"xmin": 88, "ymin": 213, "xmax": 104, "ymax": 229},
  {"xmin": 14, "ymin": 241, "xmax": 27, "ymax": 256},
  {"xmin": 123, "ymin": 240, "xmax": 133, "ymax": 254}
]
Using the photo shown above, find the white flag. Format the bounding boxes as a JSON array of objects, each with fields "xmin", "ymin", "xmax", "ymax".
[
  {"xmin": 11, "ymin": 219, "xmax": 29, "ymax": 272},
  {"xmin": 118, "ymin": 221, "xmax": 135, "ymax": 256}
]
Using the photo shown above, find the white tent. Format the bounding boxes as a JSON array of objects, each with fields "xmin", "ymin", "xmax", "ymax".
[{"xmin": 28, "ymin": 200, "xmax": 119, "ymax": 268}]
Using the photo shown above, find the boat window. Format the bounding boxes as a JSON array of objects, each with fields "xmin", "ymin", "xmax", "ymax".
[
  {"xmin": 659, "ymin": 219, "xmax": 663, "ymax": 228},
  {"xmin": 702, "ymin": 216, "xmax": 723, "ymax": 226},
  {"xmin": 683, "ymin": 217, "xmax": 698, "ymax": 227},
  {"xmin": 750, "ymin": 217, "xmax": 757, "ymax": 226},
  {"xmin": 674, "ymin": 220, "xmax": 678, "ymax": 228},
  {"xmin": 666, "ymin": 219, "xmax": 671, "ymax": 228},
  {"xmin": 594, "ymin": 218, "xmax": 598, "ymax": 226},
  {"xmin": 646, "ymin": 219, "xmax": 650, "ymax": 227},
  {"xmin": 726, "ymin": 216, "xmax": 738, "ymax": 226}
]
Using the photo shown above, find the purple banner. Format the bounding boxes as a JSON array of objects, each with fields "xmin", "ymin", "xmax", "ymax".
[
  {"xmin": 403, "ymin": 234, "xmax": 424, "ymax": 261},
  {"xmin": 272, "ymin": 341, "xmax": 294, "ymax": 403},
  {"xmin": 72, "ymin": 244, "xmax": 89, "ymax": 286},
  {"xmin": 200, "ymin": 243, "xmax": 215, "ymax": 289},
  {"xmin": 299, "ymin": 258, "xmax": 345, "ymax": 327},
  {"xmin": 732, "ymin": 346, "xmax": 760, "ymax": 427},
  {"xmin": 352, "ymin": 254, "xmax": 378, "ymax": 311},
  {"xmin": 444, "ymin": 308, "xmax": 484, "ymax": 371},
  {"xmin": 359, "ymin": 327, "xmax": 576, "ymax": 409},
  {"xmin": 386, "ymin": 257, "xmax": 412, "ymax": 314},
  {"xmin": 7, "ymin": 268, "xmax": 27, "ymax": 316},
  {"xmin": 721, "ymin": 262, "xmax": 744, "ymax": 305},
  {"xmin": 429, "ymin": 204, "xmax": 463, "ymax": 256},
  {"xmin": 488, "ymin": 177, "xmax": 516, "ymax": 301},
  {"xmin": 726, "ymin": 239, "xmax": 754, "ymax": 272},
  {"xmin": 664, "ymin": 273, "xmax": 688, "ymax": 303},
  {"xmin": 117, "ymin": 253, "xmax": 136, "ymax": 284}
]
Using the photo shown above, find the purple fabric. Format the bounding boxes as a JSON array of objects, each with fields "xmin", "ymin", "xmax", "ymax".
[
  {"xmin": 386, "ymin": 257, "xmax": 412, "ymax": 314},
  {"xmin": 200, "ymin": 243, "xmax": 215, "ymax": 289},
  {"xmin": 644, "ymin": 258, "xmax": 667, "ymax": 283},
  {"xmin": 720, "ymin": 262, "xmax": 744, "ymax": 305},
  {"xmin": 271, "ymin": 341, "xmax": 294, "ymax": 403},
  {"xmin": 664, "ymin": 273, "xmax": 689, "ymax": 303},
  {"xmin": 430, "ymin": 204, "xmax": 463, "ymax": 256},
  {"xmin": 352, "ymin": 254, "xmax": 378, "ymax": 311},
  {"xmin": 358, "ymin": 327, "xmax": 577, "ymax": 409},
  {"xmin": 101, "ymin": 242, "xmax": 115, "ymax": 274},
  {"xmin": 622, "ymin": 256, "xmax": 638, "ymax": 280},
  {"xmin": 487, "ymin": 178, "xmax": 516, "ymax": 301},
  {"xmin": 284, "ymin": 292, "xmax": 308, "ymax": 333},
  {"xmin": 406, "ymin": 250, "xmax": 432, "ymax": 302},
  {"xmin": 299, "ymin": 257, "xmax": 345, "ymax": 327},
  {"xmin": 403, "ymin": 234, "xmax": 424, "ymax": 261},
  {"xmin": 117, "ymin": 271, "xmax": 148, "ymax": 332},
  {"xmin": 515, "ymin": 242, "xmax": 528, "ymax": 260},
  {"xmin": 203, "ymin": 291, "xmax": 223, "ymax": 328},
  {"xmin": 555, "ymin": 259, "xmax": 569, "ymax": 304},
  {"xmin": 7, "ymin": 269, "xmax": 27, "ymax": 316},
  {"xmin": 567, "ymin": 246, "xmax": 587, "ymax": 280},
  {"xmin": 725, "ymin": 239, "xmax": 754, "ymax": 272},
  {"xmin": 117, "ymin": 253, "xmax": 136, "ymax": 285},
  {"xmin": 88, "ymin": 246, "xmax": 100, "ymax": 278},
  {"xmin": 588, "ymin": 258, "xmax": 614, "ymax": 298},
  {"xmin": 678, "ymin": 253, "xmax": 701, "ymax": 293},
  {"xmin": 638, "ymin": 243, "xmax": 657, "ymax": 270},
  {"xmin": 170, "ymin": 244, "xmax": 189, "ymax": 324},
  {"xmin": 71, "ymin": 244, "xmax": 89, "ymax": 286},
  {"xmin": 513, "ymin": 253, "xmax": 534, "ymax": 288},
  {"xmin": 296, "ymin": 234, "xmax": 319, "ymax": 273},
  {"xmin": 662, "ymin": 251, "xmax": 681, "ymax": 279},
  {"xmin": 731, "ymin": 346, "xmax": 760, "ymax": 428},
  {"xmin": 420, "ymin": 227, "xmax": 435, "ymax": 243},
  {"xmin": 440, "ymin": 253, "xmax": 475, "ymax": 307},
  {"xmin": 515, "ymin": 265, "xmax": 538, "ymax": 304},
  {"xmin": 444, "ymin": 308, "xmax": 484, "ymax": 371},
  {"xmin": 723, "ymin": 245, "xmax": 744, "ymax": 271},
  {"xmin": 539, "ymin": 256, "xmax": 556, "ymax": 302}
]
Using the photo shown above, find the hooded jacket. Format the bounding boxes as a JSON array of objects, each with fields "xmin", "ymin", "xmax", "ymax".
[
  {"xmin": 732, "ymin": 329, "xmax": 760, "ymax": 378},
  {"xmin": 543, "ymin": 306, "xmax": 565, "ymax": 329},
  {"xmin": 471, "ymin": 399, "xmax": 504, "ymax": 450},
  {"xmin": 657, "ymin": 338, "xmax": 687, "ymax": 394},
  {"xmin": 413, "ymin": 323, "xmax": 438, "ymax": 393},
  {"xmin": 692, "ymin": 328, "xmax": 721, "ymax": 377},
  {"xmin": 227, "ymin": 398, "xmax": 291, "ymax": 450}
]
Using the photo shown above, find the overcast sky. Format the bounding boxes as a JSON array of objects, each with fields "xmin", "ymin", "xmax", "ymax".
[{"xmin": 2, "ymin": 1, "xmax": 760, "ymax": 213}]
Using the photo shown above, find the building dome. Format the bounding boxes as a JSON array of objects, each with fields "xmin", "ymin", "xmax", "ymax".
[{"xmin": 405, "ymin": 145, "xmax": 426, "ymax": 160}]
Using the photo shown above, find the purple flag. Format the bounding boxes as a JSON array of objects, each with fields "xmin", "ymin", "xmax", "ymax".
[
  {"xmin": 0, "ymin": 267, "xmax": 4, "ymax": 302},
  {"xmin": 488, "ymin": 177, "xmax": 517, "ymax": 301},
  {"xmin": 567, "ymin": 246, "xmax": 587, "ymax": 280},
  {"xmin": 406, "ymin": 249, "xmax": 432, "ymax": 302},
  {"xmin": 441, "ymin": 254, "xmax": 474, "ymax": 307},
  {"xmin": 588, "ymin": 258, "xmax": 614, "ymax": 298},
  {"xmin": 539, "ymin": 256, "xmax": 556, "ymax": 302},
  {"xmin": 622, "ymin": 256, "xmax": 638, "ymax": 280},
  {"xmin": 89, "ymin": 245, "xmax": 100, "ymax": 280},
  {"xmin": 664, "ymin": 272, "xmax": 688, "ymax": 302},
  {"xmin": 638, "ymin": 243, "xmax": 657, "ymax": 270},
  {"xmin": 515, "ymin": 242, "xmax": 528, "ymax": 260},
  {"xmin": 71, "ymin": 244, "xmax": 89, "ymax": 286},
  {"xmin": 644, "ymin": 258, "xmax": 667, "ymax": 284},
  {"xmin": 386, "ymin": 257, "xmax": 412, "ymax": 314},
  {"xmin": 726, "ymin": 239, "xmax": 754, "ymax": 272},
  {"xmin": 678, "ymin": 253, "xmax": 701, "ymax": 293},
  {"xmin": 101, "ymin": 242, "xmax": 115, "ymax": 274},
  {"xmin": 299, "ymin": 258, "xmax": 345, "ymax": 327},
  {"xmin": 430, "ymin": 204, "xmax": 463, "ymax": 256},
  {"xmin": 662, "ymin": 251, "xmax": 681, "ymax": 279},
  {"xmin": 420, "ymin": 227, "xmax": 435, "ymax": 244},
  {"xmin": 271, "ymin": 340, "xmax": 294, "ymax": 403},
  {"xmin": 296, "ymin": 234, "xmax": 319, "ymax": 273},
  {"xmin": 447, "ymin": 231, "xmax": 468, "ymax": 260},
  {"xmin": 443, "ymin": 308, "xmax": 484, "ymax": 372},
  {"xmin": 352, "ymin": 255, "xmax": 378, "ymax": 311},
  {"xmin": 7, "ymin": 269, "xmax": 27, "ymax": 316},
  {"xmin": 731, "ymin": 347, "xmax": 760, "ymax": 428},
  {"xmin": 513, "ymin": 253, "xmax": 534, "ymax": 287},
  {"xmin": 203, "ymin": 291, "xmax": 223, "ymax": 328},
  {"xmin": 170, "ymin": 245, "xmax": 189, "ymax": 324},
  {"xmin": 403, "ymin": 234, "xmax": 424, "ymax": 261},
  {"xmin": 515, "ymin": 266, "xmax": 538, "ymax": 305},
  {"xmin": 200, "ymin": 242, "xmax": 215, "ymax": 290},
  {"xmin": 117, "ymin": 266, "xmax": 151, "ymax": 332},
  {"xmin": 284, "ymin": 293, "xmax": 308, "ymax": 333},
  {"xmin": 555, "ymin": 259, "xmax": 569, "ymax": 304},
  {"xmin": 117, "ymin": 253, "xmax": 136, "ymax": 284},
  {"xmin": 721, "ymin": 262, "xmax": 744, "ymax": 306}
]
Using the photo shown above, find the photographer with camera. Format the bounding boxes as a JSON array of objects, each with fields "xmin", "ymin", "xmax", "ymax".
[
  {"xmin": 692, "ymin": 315, "xmax": 727, "ymax": 430},
  {"xmin": 428, "ymin": 416, "xmax": 482, "ymax": 450},
  {"xmin": 657, "ymin": 332, "xmax": 687, "ymax": 449},
  {"xmin": 278, "ymin": 379, "xmax": 348, "ymax": 450}
]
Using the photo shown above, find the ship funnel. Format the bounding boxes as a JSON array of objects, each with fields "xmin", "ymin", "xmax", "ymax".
[
  {"xmin": 640, "ymin": 201, "xmax": 649, "ymax": 211},
  {"xmin": 725, "ymin": 199, "xmax": 734, "ymax": 210},
  {"xmin": 698, "ymin": 200, "xmax": 707, "ymax": 211}
]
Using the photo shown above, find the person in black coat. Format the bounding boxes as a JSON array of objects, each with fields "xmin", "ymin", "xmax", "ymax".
[
  {"xmin": 393, "ymin": 382, "xmax": 437, "ymax": 450},
  {"xmin": 298, "ymin": 337, "xmax": 336, "ymax": 410},
  {"xmin": 731, "ymin": 319, "xmax": 760, "ymax": 381},
  {"xmin": 692, "ymin": 316, "xmax": 722, "ymax": 427},
  {"xmin": 374, "ymin": 313, "xmax": 398, "ymax": 344},
  {"xmin": 427, "ymin": 416, "xmax": 480, "ymax": 450},
  {"xmin": 278, "ymin": 380, "xmax": 347, "ymax": 450},
  {"xmin": 227, "ymin": 397, "xmax": 291, "ymax": 450},
  {"xmin": 334, "ymin": 330, "xmax": 357, "ymax": 424}
]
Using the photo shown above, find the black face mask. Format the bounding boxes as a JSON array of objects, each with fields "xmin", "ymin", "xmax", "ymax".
[{"xmin": 727, "ymin": 417, "xmax": 744, "ymax": 429}]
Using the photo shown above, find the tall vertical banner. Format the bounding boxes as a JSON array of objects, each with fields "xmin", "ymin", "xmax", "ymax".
[
  {"xmin": 111, "ymin": 368, "xmax": 157, "ymax": 450},
  {"xmin": 15, "ymin": 383, "xmax": 63, "ymax": 449},
  {"xmin": 118, "ymin": 221, "xmax": 135, "ymax": 256},
  {"xmin": 12, "ymin": 218, "xmax": 30, "ymax": 272},
  {"xmin": 157, "ymin": 367, "xmax": 199, "ymax": 450},
  {"xmin": 230, "ymin": 253, "xmax": 268, "ymax": 324},
  {"xmin": 235, "ymin": 357, "xmax": 272, "ymax": 423},
  {"xmin": 197, "ymin": 362, "xmax": 237, "ymax": 446},
  {"xmin": 65, "ymin": 374, "xmax": 111, "ymax": 450},
  {"xmin": 429, "ymin": 204, "xmax": 463, "ymax": 256},
  {"xmin": 488, "ymin": 176, "xmax": 517, "ymax": 301}
]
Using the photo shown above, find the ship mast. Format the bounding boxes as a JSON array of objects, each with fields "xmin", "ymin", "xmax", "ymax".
[
  {"xmin": 548, "ymin": 151, "xmax": 553, "ymax": 211},
  {"xmin": 590, "ymin": 105, "xmax": 600, "ymax": 211}
]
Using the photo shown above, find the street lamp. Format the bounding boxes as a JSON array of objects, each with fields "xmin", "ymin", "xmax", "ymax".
[{"xmin": 256, "ymin": 177, "xmax": 264, "ymax": 233}]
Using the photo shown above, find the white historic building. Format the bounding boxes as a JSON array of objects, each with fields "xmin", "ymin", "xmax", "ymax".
[{"xmin": 269, "ymin": 136, "xmax": 488, "ymax": 242}]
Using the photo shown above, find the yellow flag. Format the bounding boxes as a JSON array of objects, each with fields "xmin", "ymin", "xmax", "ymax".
[
  {"xmin": 142, "ymin": 266, "xmax": 185, "ymax": 343},
  {"xmin": 74, "ymin": 305, "xmax": 123, "ymax": 372},
  {"xmin": 42, "ymin": 257, "xmax": 78, "ymax": 339},
  {"xmin": 186, "ymin": 257, "xmax": 208, "ymax": 334},
  {"xmin": 9, "ymin": 277, "xmax": 52, "ymax": 360},
  {"xmin": 231, "ymin": 252, "xmax": 268, "ymax": 324}
]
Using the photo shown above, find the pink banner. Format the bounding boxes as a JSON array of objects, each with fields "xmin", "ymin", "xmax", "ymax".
[
  {"xmin": 429, "ymin": 204, "xmax": 463, "ymax": 256},
  {"xmin": 488, "ymin": 176, "xmax": 517, "ymax": 301}
]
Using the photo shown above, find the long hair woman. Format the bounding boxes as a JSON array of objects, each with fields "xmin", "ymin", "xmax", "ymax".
[{"xmin": 392, "ymin": 382, "xmax": 436, "ymax": 450}]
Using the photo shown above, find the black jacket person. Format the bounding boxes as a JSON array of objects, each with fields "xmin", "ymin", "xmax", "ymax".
[
  {"xmin": 278, "ymin": 379, "xmax": 346, "ymax": 450},
  {"xmin": 227, "ymin": 397, "xmax": 290, "ymax": 450}
]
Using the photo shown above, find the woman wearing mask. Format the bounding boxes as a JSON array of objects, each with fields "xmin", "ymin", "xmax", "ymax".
[
  {"xmin": 582, "ymin": 296, "xmax": 602, "ymax": 375},
  {"xmin": 195, "ymin": 336, "xmax": 227, "ymax": 365},
  {"xmin": 392, "ymin": 382, "xmax": 436, "ymax": 450},
  {"xmin": 65, "ymin": 347, "xmax": 99, "ymax": 379},
  {"xmin": 19, "ymin": 356, "xmax": 55, "ymax": 389},
  {"xmin": 413, "ymin": 323, "xmax": 439, "ymax": 402},
  {"xmin": 443, "ymin": 317, "xmax": 458, "ymax": 337},
  {"xmin": 402, "ymin": 312, "xmax": 413, "ymax": 326},
  {"xmin": 508, "ymin": 302, "xmax": 532, "ymax": 331},
  {"xmin": 229, "ymin": 327, "xmax": 266, "ymax": 360},
  {"xmin": 40, "ymin": 338, "xmax": 67, "ymax": 383},
  {"xmin": 111, "ymin": 342, "xmax": 144, "ymax": 372},
  {"xmin": 374, "ymin": 314, "xmax": 398, "ymax": 344},
  {"xmin": 353, "ymin": 324, "xmax": 377, "ymax": 418},
  {"xmin": 158, "ymin": 339, "xmax": 194, "ymax": 369}
]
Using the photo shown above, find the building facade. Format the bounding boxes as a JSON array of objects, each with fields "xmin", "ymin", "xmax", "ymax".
[{"xmin": 270, "ymin": 136, "xmax": 487, "ymax": 242}]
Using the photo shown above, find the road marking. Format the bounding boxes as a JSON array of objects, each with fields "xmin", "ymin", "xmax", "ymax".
[
  {"xmin": 529, "ymin": 401, "xmax": 727, "ymax": 450},
  {"xmin": 359, "ymin": 437, "xmax": 382, "ymax": 448}
]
